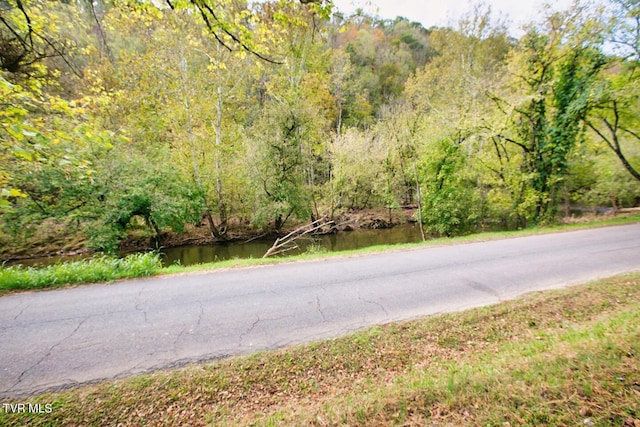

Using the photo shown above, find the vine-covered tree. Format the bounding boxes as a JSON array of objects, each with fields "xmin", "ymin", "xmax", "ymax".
[{"xmin": 492, "ymin": 5, "xmax": 606, "ymax": 223}]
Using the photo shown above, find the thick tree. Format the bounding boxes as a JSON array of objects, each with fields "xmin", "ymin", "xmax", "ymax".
[{"xmin": 492, "ymin": 5, "xmax": 606, "ymax": 223}]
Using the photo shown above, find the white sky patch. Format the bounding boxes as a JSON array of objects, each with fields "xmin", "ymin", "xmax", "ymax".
[{"xmin": 331, "ymin": 0, "xmax": 576, "ymax": 35}]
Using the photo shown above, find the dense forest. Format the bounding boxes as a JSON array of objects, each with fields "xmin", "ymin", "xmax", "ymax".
[{"xmin": 1, "ymin": 0, "xmax": 639, "ymax": 256}]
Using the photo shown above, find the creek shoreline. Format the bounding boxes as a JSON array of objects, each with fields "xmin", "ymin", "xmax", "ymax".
[
  {"xmin": 1, "ymin": 208, "xmax": 418, "ymax": 265},
  {"xmin": 4, "ymin": 206, "xmax": 634, "ymax": 265}
]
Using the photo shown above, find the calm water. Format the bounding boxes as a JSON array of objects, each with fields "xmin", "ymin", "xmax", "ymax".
[
  {"xmin": 4, "ymin": 206, "xmax": 614, "ymax": 268},
  {"xmin": 160, "ymin": 224, "xmax": 424, "ymax": 267}
]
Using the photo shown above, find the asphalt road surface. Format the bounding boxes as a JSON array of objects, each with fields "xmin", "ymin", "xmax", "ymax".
[{"xmin": 1, "ymin": 223, "xmax": 639, "ymax": 397}]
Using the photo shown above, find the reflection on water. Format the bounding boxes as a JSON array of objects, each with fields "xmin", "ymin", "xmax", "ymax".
[{"xmin": 160, "ymin": 224, "xmax": 424, "ymax": 267}]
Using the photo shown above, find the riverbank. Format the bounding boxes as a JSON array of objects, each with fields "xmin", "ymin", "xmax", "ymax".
[
  {"xmin": 2, "ymin": 207, "xmax": 635, "ymax": 265},
  {"xmin": 2, "ymin": 213, "xmax": 639, "ymax": 295},
  {"xmin": 2, "ymin": 273, "xmax": 638, "ymax": 426},
  {"xmin": 0, "ymin": 208, "xmax": 417, "ymax": 264}
]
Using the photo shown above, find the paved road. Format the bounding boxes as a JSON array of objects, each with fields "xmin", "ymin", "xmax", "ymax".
[{"xmin": 1, "ymin": 224, "xmax": 639, "ymax": 397}]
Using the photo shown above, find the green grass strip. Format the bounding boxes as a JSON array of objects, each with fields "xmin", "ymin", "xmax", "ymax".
[{"xmin": 0, "ymin": 252, "xmax": 161, "ymax": 292}]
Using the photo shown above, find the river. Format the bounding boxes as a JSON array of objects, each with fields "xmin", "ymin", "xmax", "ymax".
[
  {"xmin": 160, "ymin": 224, "xmax": 424, "ymax": 266},
  {"xmin": 5, "ymin": 224, "xmax": 425, "ymax": 268}
]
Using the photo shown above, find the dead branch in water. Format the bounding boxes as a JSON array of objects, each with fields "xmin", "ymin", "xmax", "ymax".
[{"xmin": 263, "ymin": 217, "xmax": 334, "ymax": 258}]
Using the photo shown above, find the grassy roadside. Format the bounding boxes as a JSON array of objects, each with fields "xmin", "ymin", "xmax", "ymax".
[
  {"xmin": 0, "ymin": 253, "xmax": 161, "ymax": 294},
  {"xmin": 1, "ymin": 214, "xmax": 639, "ymax": 294},
  {"xmin": 1, "ymin": 273, "xmax": 639, "ymax": 426}
]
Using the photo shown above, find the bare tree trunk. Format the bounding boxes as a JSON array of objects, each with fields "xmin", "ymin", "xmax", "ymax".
[
  {"xmin": 413, "ymin": 159, "xmax": 426, "ymax": 241},
  {"xmin": 204, "ymin": 209, "xmax": 223, "ymax": 240},
  {"xmin": 611, "ymin": 195, "xmax": 620, "ymax": 215},
  {"xmin": 214, "ymin": 73, "xmax": 228, "ymax": 230},
  {"xmin": 85, "ymin": 0, "xmax": 114, "ymax": 65},
  {"xmin": 563, "ymin": 183, "xmax": 571, "ymax": 218},
  {"xmin": 336, "ymin": 101, "xmax": 342, "ymax": 137}
]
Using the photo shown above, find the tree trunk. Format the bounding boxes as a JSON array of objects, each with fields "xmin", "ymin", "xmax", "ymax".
[
  {"xmin": 204, "ymin": 210, "xmax": 223, "ymax": 240},
  {"xmin": 214, "ymin": 78, "xmax": 228, "ymax": 231},
  {"xmin": 413, "ymin": 158, "xmax": 426, "ymax": 241},
  {"xmin": 563, "ymin": 183, "xmax": 571, "ymax": 218}
]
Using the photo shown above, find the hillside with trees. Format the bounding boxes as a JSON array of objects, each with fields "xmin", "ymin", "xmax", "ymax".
[{"xmin": 1, "ymin": 0, "xmax": 639, "ymax": 257}]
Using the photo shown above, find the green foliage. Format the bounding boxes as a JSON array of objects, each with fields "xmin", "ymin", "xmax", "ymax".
[
  {"xmin": 249, "ymin": 102, "xmax": 314, "ymax": 229},
  {"xmin": 574, "ymin": 144, "xmax": 640, "ymax": 208},
  {"xmin": 83, "ymin": 147, "xmax": 202, "ymax": 253},
  {"xmin": 586, "ymin": 1, "xmax": 640, "ymax": 182},
  {"xmin": 0, "ymin": 252, "xmax": 161, "ymax": 292},
  {"xmin": 245, "ymin": 3, "xmax": 333, "ymax": 229},
  {"xmin": 398, "ymin": 8, "xmax": 509, "ymax": 235},
  {"xmin": 328, "ymin": 128, "xmax": 387, "ymax": 211},
  {"xmin": 497, "ymin": 10, "xmax": 607, "ymax": 223},
  {"xmin": 0, "ymin": 75, "xmax": 90, "ymax": 213},
  {"xmin": 1, "ymin": 70, "xmax": 200, "ymax": 252},
  {"xmin": 419, "ymin": 139, "xmax": 483, "ymax": 236},
  {"xmin": 0, "ymin": 0, "xmax": 83, "ymax": 76},
  {"xmin": 332, "ymin": 17, "xmax": 432, "ymax": 129},
  {"xmin": 1, "ymin": 0, "xmax": 639, "ymax": 258},
  {"xmin": 0, "ymin": 71, "xmax": 119, "ymax": 245}
]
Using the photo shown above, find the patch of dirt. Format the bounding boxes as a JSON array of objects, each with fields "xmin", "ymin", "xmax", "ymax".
[{"xmin": 332, "ymin": 207, "xmax": 417, "ymax": 231}]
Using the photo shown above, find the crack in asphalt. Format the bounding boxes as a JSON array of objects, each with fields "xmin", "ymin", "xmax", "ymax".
[
  {"xmin": 238, "ymin": 313, "xmax": 299, "ymax": 348},
  {"xmin": 12, "ymin": 303, "xmax": 27, "ymax": 321},
  {"xmin": 10, "ymin": 316, "xmax": 90, "ymax": 392},
  {"xmin": 316, "ymin": 295, "xmax": 327, "ymax": 322},
  {"xmin": 134, "ymin": 286, "xmax": 149, "ymax": 323},
  {"xmin": 174, "ymin": 327, "xmax": 188, "ymax": 350},
  {"xmin": 174, "ymin": 301, "xmax": 207, "ymax": 350},
  {"xmin": 7, "ymin": 315, "xmax": 90, "ymax": 327},
  {"xmin": 0, "ymin": 303, "xmax": 28, "ymax": 332},
  {"xmin": 358, "ymin": 292, "xmax": 389, "ymax": 316},
  {"xmin": 4, "ymin": 311, "xmax": 128, "ymax": 328},
  {"xmin": 196, "ymin": 301, "xmax": 204, "ymax": 327},
  {"xmin": 239, "ymin": 317, "xmax": 261, "ymax": 347}
]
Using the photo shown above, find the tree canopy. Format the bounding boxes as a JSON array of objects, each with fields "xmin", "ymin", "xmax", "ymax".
[{"xmin": 1, "ymin": 0, "xmax": 638, "ymax": 255}]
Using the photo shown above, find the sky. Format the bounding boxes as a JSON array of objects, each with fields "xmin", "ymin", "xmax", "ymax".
[{"xmin": 330, "ymin": 0, "xmax": 576, "ymax": 35}]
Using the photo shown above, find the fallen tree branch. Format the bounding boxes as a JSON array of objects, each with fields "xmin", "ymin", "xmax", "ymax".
[{"xmin": 263, "ymin": 217, "xmax": 334, "ymax": 258}]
